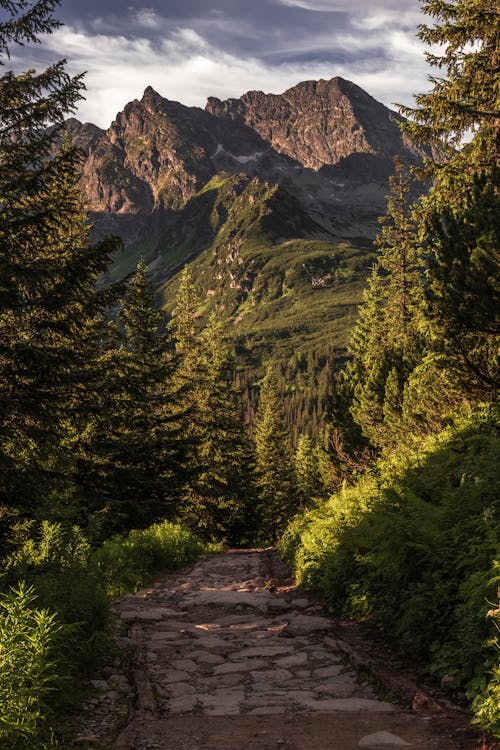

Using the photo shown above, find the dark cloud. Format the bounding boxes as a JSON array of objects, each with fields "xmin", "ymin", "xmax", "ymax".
[{"xmin": 7, "ymin": 0, "xmax": 429, "ymax": 126}]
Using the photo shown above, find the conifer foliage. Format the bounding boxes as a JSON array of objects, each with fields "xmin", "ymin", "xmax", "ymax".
[
  {"xmin": 0, "ymin": 0, "xmax": 119, "ymax": 528},
  {"xmin": 400, "ymin": 0, "xmax": 499, "ymax": 393},
  {"xmin": 348, "ymin": 158, "xmax": 424, "ymax": 448},
  {"xmin": 254, "ymin": 368, "xmax": 297, "ymax": 539}
]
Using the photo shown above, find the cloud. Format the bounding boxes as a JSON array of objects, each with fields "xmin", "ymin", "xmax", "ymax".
[
  {"xmin": 278, "ymin": 0, "xmax": 416, "ymax": 10},
  {"xmin": 9, "ymin": 3, "xmax": 432, "ymax": 128}
]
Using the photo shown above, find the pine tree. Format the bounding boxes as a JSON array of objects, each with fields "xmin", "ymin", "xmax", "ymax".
[
  {"xmin": 348, "ymin": 159, "xmax": 425, "ymax": 448},
  {"xmin": 77, "ymin": 261, "xmax": 189, "ymax": 533},
  {"xmin": 400, "ymin": 0, "xmax": 499, "ymax": 175},
  {"xmin": 295, "ymin": 434, "xmax": 322, "ymax": 502},
  {"xmin": 181, "ymin": 315, "xmax": 255, "ymax": 544},
  {"xmin": 399, "ymin": 0, "xmax": 499, "ymax": 393},
  {"xmin": 0, "ymin": 1, "xmax": 119, "ymax": 529},
  {"xmin": 254, "ymin": 368, "xmax": 296, "ymax": 540}
]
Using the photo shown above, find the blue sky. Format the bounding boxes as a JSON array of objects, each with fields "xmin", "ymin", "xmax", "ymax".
[{"xmin": 10, "ymin": 0, "xmax": 432, "ymax": 127}]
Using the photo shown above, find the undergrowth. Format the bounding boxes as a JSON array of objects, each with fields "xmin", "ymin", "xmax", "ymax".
[
  {"xmin": 0, "ymin": 519, "xmax": 204, "ymax": 748},
  {"xmin": 279, "ymin": 405, "xmax": 500, "ymax": 736}
]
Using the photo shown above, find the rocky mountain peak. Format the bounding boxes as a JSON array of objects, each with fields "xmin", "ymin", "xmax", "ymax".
[{"xmin": 71, "ymin": 75, "xmax": 430, "ymax": 247}]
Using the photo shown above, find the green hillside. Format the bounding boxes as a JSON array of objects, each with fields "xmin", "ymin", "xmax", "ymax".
[{"xmin": 145, "ymin": 172, "xmax": 375, "ymax": 437}]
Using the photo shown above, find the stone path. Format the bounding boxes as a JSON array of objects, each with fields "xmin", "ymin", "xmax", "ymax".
[{"xmin": 74, "ymin": 550, "xmax": 479, "ymax": 749}]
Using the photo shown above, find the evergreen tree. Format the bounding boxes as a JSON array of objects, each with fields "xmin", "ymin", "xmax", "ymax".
[
  {"xmin": 0, "ymin": 1, "xmax": 119, "ymax": 531},
  {"xmin": 400, "ymin": 0, "xmax": 499, "ymax": 175},
  {"xmin": 77, "ymin": 261, "xmax": 189, "ymax": 533},
  {"xmin": 294, "ymin": 434, "xmax": 322, "ymax": 503},
  {"xmin": 348, "ymin": 159, "xmax": 425, "ymax": 448},
  {"xmin": 254, "ymin": 368, "xmax": 296, "ymax": 540},
  {"xmin": 399, "ymin": 0, "xmax": 499, "ymax": 392},
  {"xmin": 181, "ymin": 315, "xmax": 255, "ymax": 544}
]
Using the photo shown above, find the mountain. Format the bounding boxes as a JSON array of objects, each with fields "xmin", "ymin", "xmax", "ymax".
[
  {"xmin": 70, "ymin": 76, "xmax": 428, "ymax": 246},
  {"xmin": 68, "ymin": 77, "xmax": 428, "ymax": 438}
]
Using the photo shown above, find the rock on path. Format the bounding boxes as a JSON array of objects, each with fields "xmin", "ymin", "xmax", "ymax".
[{"xmin": 73, "ymin": 550, "xmax": 476, "ymax": 750}]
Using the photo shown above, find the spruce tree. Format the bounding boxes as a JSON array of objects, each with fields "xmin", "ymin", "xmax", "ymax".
[
  {"xmin": 400, "ymin": 0, "xmax": 499, "ymax": 174},
  {"xmin": 254, "ymin": 368, "xmax": 296, "ymax": 540},
  {"xmin": 77, "ymin": 261, "xmax": 189, "ymax": 533},
  {"xmin": 348, "ymin": 159, "xmax": 425, "ymax": 448},
  {"xmin": 181, "ymin": 315, "xmax": 255, "ymax": 545},
  {"xmin": 295, "ymin": 434, "xmax": 322, "ymax": 503},
  {"xmin": 399, "ymin": 0, "xmax": 499, "ymax": 392},
  {"xmin": 0, "ymin": 0, "xmax": 119, "ymax": 529}
]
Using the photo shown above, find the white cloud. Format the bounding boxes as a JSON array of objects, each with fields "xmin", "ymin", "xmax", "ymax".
[
  {"xmin": 15, "ymin": 16, "xmax": 431, "ymax": 128},
  {"xmin": 278, "ymin": 0, "xmax": 416, "ymax": 11}
]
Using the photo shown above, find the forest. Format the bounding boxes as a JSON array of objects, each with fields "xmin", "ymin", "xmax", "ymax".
[{"xmin": 0, "ymin": 0, "xmax": 498, "ymax": 747}]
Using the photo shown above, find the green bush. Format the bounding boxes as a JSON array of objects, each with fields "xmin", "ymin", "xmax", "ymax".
[
  {"xmin": 92, "ymin": 519, "xmax": 204, "ymax": 600},
  {"xmin": 3, "ymin": 521, "xmax": 110, "ymax": 679},
  {"xmin": 279, "ymin": 406, "xmax": 500, "ymax": 735},
  {"xmin": 0, "ymin": 583, "xmax": 63, "ymax": 750}
]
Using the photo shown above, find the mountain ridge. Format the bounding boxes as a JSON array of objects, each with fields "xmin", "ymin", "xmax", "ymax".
[{"xmin": 68, "ymin": 75, "xmax": 430, "ymax": 249}]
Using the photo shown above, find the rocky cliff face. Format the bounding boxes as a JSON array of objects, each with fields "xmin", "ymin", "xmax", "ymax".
[{"xmin": 70, "ymin": 76, "xmax": 429, "ymax": 250}]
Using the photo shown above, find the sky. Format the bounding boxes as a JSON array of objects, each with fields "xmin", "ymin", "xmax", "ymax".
[{"xmin": 10, "ymin": 0, "xmax": 433, "ymax": 128}]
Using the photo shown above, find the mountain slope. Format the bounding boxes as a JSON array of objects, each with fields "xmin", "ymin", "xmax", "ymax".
[{"xmin": 67, "ymin": 76, "xmax": 428, "ymax": 437}]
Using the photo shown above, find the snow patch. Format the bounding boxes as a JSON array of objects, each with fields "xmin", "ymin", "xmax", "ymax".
[{"xmin": 211, "ymin": 143, "xmax": 263, "ymax": 163}]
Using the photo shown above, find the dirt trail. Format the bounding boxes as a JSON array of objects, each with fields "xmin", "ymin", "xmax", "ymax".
[{"xmin": 74, "ymin": 550, "xmax": 482, "ymax": 749}]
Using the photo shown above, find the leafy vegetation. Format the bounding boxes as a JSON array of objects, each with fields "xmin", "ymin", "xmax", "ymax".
[
  {"xmin": 0, "ymin": 584, "xmax": 61, "ymax": 750},
  {"xmin": 91, "ymin": 520, "xmax": 204, "ymax": 600},
  {"xmin": 280, "ymin": 408, "xmax": 499, "ymax": 702}
]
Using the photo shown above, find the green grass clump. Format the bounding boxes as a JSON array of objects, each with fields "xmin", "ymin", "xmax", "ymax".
[
  {"xmin": 92, "ymin": 520, "xmax": 204, "ymax": 600},
  {"xmin": 279, "ymin": 405, "xmax": 500, "ymax": 735}
]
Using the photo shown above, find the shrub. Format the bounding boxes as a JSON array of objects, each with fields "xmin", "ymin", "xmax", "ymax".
[
  {"xmin": 92, "ymin": 520, "xmax": 204, "ymax": 600},
  {"xmin": 0, "ymin": 583, "xmax": 63, "ymax": 750},
  {"xmin": 279, "ymin": 407, "xmax": 500, "ymax": 735},
  {"xmin": 3, "ymin": 521, "xmax": 110, "ymax": 679}
]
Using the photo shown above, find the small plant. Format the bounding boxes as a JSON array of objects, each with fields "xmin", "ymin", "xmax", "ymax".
[{"xmin": 0, "ymin": 583, "xmax": 63, "ymax": 749}]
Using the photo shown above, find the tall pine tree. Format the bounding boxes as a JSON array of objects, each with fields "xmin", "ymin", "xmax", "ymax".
[
  {"xmin": 0, "ymin": 1, "xmax": 119, "ymax": 533},
  {"xmin": 348, "ymin": 159, "xmax": 425, "ymax": 448},
  {"xmin": 399, "ymin": 0, "xmax": 499, "ymax": 393},
  {"xmin": 254, "ymin": 367, "xmax": 296, "ymax": 540}
]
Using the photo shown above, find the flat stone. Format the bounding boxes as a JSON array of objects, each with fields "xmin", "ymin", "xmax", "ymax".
[
  {"xmin": 119, "ymin": 608, "xmax": 177, "ymax": 622},
  {"xmin": 161, "ymin": 669, "xmax": 191, "ymax": 683},
  {"xmin": 358, "ymin": 731, "xmax": 411, "ymax": 746},
  {"xmin": 250, "ymin": 668, "xmax": 293, "ymax": 683},
  {"xmin": 214, "ymin": 658, "xmax": 268, "ymax": 675},
  {"xmin": 231, "ymin": 645, "xmax": 294, "ymax": 660},
  {"xmin": 242, "ymin": 693, "xmax": 289, "ymax": 710},
  {"xmin": 166, "ymin": 682, "xmax": 196, "ymax": 697},
  {"xmin": 198, "ymin": 690, "xmax": 245, "ymax": 714},
  {"xmin": 311, "ymin": 649, "xmax": 341, "ymax": 662},
  {"xmin": 247, "ymin": 706, "xmax": 287, "ymax": 715},
  {"xmin": 167, "ymin": 694, "xmax": 198, "ymax": 713},
  {"xmin": 274, "ymin": 653, "xmax": 309, "ymax": 668},
  {"xmin": 291, "ymin": 598, "xmax": 310, "ymax": 609},
  {"xmin": 312, "ymin": 665, "xmax": 344, "ymax": 678},
  {"xmin": 171, "ymin": 659, "xmax": 198, "ymax": 672},
  {"xmin": 184, "ymin": 590, "xmax": 271, "ymax": 612},
  {"xmin": 217, "ymin": 673, "xmax": 246, "ymax": 687},
  {"xmin": 284, "ymin": 615, "xmax": 332, "ymax": 636},
  {"xmin": 314, "ymin": 683, "xmax": 356, "ymax": 698},
  {"xmin": 191, "ymin": 652, "xmax": 225, "ymax": 665}
]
